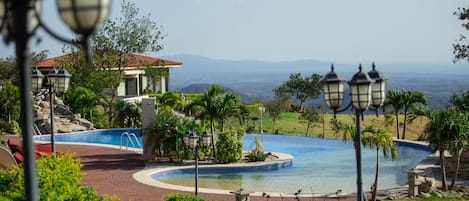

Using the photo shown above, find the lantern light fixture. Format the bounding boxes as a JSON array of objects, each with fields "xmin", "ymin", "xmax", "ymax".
[{"xmin": 320, "ymin": 63, "xmax": 387, "ymax": 201}]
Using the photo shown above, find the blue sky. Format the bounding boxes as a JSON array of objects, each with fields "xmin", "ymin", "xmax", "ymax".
[{"xmin": 0, "ymin": 0, "xmax": 467, "ymax": 64}]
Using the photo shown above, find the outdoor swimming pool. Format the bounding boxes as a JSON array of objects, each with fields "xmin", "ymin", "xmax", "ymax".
[
  {"xmin": 154, "ymin": 134, "xmax": 433, "ymax": 194},
  {"xmin": 35, "ymin": 129, "xmax": 142, "ymax": 148},
  {"xmin": 35, "ymin": 130, "xmax": 433, "ymax": 194}
]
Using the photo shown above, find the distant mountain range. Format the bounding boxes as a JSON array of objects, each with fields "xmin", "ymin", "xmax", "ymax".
[{"xmin": 165, "ymin": 54, "xmax": 469, "ymax": 108}]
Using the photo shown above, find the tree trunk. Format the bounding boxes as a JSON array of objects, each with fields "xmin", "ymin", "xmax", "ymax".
[
  {"xmin": 210, "ymin": 119, "xmax": 216, "ymax": 159},
  {"xmin": 450, "ymin": 151, "xmax": 462, "ymax": 189},
  {"xmin": 322, "ymin": 116, "xmax": 325, "ymax": 138},
  {"xmin": 305, "ymin": 123, "xmax": 310, "ymax": 136},
  {"xmin": 439, "ymin": 149, "xmax": 448, "ymax": 191},
  {"xmin": 371, "ymin": 148, "xmax": 379, "ymax": 201},
  {"xmin": 402, "ymin": 108, "xmax": 408, "ymax": 140},
  {"xmin": 395, "ymin": 112, "xmax": 400, "ymax": 139},
  {"xmin": 272, "ymin": 119, "xmax": 276, "ymax": 134}
]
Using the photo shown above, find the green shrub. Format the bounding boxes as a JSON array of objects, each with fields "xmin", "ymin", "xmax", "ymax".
[
  {"xmin": 247, "ymin": 136, "xmax": 267, "ymax": 162},
  {"xmin": 216, "ymin": 129, "xmax": 244, "ymax": 163},
  {"xmin": 0, "ymin": 120, "xmax": 21, "ymax": 134},
  {"xmin": 164, "ymin": 193, "xmax": 204, "ymax": 201},
  {"xmin": 0, "ymin": 154, "xmax": 115, "ymax": 201}
]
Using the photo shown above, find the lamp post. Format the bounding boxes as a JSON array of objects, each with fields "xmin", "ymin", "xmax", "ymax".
[
  {"xmin": 258, "ymin": 106, "xmax": 265, "ymax": 134},
  {"xmin": 320, "ymin": 63, "xmax": 386, "ymax": 201},
  {"xmin": 0, "ymin": 1, "xmax": 111, "ymax": 200},
  {"xmin": 184, "ymin": 131, "xmax": 212, "ymax": 196},
  {"xmin": 31, "ymin": 66, "xmax": 71, "ymax": 154}
]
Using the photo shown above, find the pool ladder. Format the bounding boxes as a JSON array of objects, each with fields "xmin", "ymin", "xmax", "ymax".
[{"xmin": 120, "ymin": 132, "xmax": 142, "ymax": 150}]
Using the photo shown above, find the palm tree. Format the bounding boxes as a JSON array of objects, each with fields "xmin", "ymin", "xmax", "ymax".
[
  {"xmin": 361, "ymin": 126, "xmax": 397, "ymax": 201},
  {"xmin": 424, "ymin": 108, "xmax": 458, "ymax": 191},
  {"xmin": 215, "ymin": 92, "xmax": 242, "ymax": 132},
  {"xmin": 401, "ymin": 90, "xmax": 427, "ymax": 139},
  {"xmin": 64, "ymin": 86, "xmax": 102, "ymax": 122},
  {"xmin": 188, "ymin": 85, "xmax": 242, "ymax": 156},
  {"xmin": 145, "ymin": 108, "xmax": 179, "ymax": 159},
  {"xmin": 384, "ymin": 89, "xmax": 405, "ymax": 139}
]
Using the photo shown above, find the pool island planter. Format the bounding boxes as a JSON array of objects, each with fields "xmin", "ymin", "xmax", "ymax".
[{"xmin": 133, "ymin": 152, "xmax": 293, "ymax": 195}]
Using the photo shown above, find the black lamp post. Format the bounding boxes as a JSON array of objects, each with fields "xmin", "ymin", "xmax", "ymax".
[
  {"xmin": 0, "ymin": 1, "xmax": 111, "ymax": 200},
  {"xmin": 31, "ymin": 66, "xmax": 71, "ymax": 155},
  {"xmin": 184, "ymin": 131, "xmax": 212, "ymax": 196},
  {"xmin": 320, "ymin": 63, "xmax": 387, "ymax": 201}
]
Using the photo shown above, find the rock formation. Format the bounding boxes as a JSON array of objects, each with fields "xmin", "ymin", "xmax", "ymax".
[{"xmin": 33, "ymin": 94, "xmax": 94, "ymax": 134}]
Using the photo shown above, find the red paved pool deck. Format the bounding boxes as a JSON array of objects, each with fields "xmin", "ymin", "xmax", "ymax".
[{"xmin": 4, "ymin": 135, "xmax": 356, "ymax": 201}]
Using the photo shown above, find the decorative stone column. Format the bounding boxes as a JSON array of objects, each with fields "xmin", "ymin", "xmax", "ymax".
[
  {"xmin": 407, "ymin": 168, "xmax": 422, "ymax": 197},
  {"xmin": 141, "ymin": 98, "xmax": 156, "ymax": 161}
]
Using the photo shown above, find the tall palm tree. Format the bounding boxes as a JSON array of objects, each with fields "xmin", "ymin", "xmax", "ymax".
[
  {"xmin": 215, "ymin": 92, "xmax": 242, "ymax": 132},
  {"xmin": 361, "ymin": 126, "xmax": 397, "ymax": 201},
  {"xmin": 384, "ymin": 90, "xmax": 405, "ymax": 139},
  {"xmin": 188, "ymin": 85, "xmax": 242, "ymax": 156},
  {"xmin": 401, "ymin": 90, "xmax": 427, "ymax": 139},
  {"xmin": 424, "ymin": 108, "xmax": 458, "ymax": 191}
]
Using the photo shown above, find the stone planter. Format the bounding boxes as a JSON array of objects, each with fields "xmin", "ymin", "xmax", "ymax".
[{"xmin": 418, "ymin": 182, "xmax": 432, "ymax": 193}]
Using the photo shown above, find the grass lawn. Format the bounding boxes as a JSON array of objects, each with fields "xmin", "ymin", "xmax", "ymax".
[{"xmin": 227, "ymin": 112, "xmax": 428, "ymax": 141}]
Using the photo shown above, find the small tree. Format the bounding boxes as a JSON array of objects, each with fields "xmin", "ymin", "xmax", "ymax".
[
  {"xmin": 265, "ymin": 98, "xmax": 287, "ymax": 133},
  {"xmin": 384, "ymin": 89, "xmax": 405, "ymax": 139},
  {"xmin": 276, "ymin": 73, "xmax": 322, "ymax": 112},
  {"xmin": 361, "ymin": 126, "xmax": 397, "ymax": 201},
  {"xmin": 299, "ymin": 105, "xmax": 323, "ymax": 137}
]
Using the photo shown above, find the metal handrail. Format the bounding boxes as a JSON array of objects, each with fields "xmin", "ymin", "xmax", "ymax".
[{"xmin": 120, "ymin": 132, "xmax": 141, "ymax": 150}]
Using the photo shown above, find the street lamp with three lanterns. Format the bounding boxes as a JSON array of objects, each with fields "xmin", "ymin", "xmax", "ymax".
[
  {"xmin": 0, "ymin": 0, "xmax": 111, "ymax": 200},
  {"xmin": 184, "ymin": 131, "xmax": 212, "ymax": 196},
  {"xmin": 31, "ymin": 66, "xmax": 72, "ymax": 155},
  {"xmin": 320, "ymin": 63, "xmax": 387, "ymax": 201}
]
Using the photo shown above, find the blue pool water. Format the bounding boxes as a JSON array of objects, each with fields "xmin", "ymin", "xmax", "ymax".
[
  {"xmin": 36, "ymin": 130, "xmax": 433, "ymax": 194},
  {"xmin": 155, "ymin": 134, "xmax": 433, "ymax": 194},
  {"xmin": 35, "ymin": 129, "xmax": 142, "ymax": 148}
]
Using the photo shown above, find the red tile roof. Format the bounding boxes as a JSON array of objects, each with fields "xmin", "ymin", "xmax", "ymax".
[{"xmin": 34, "ymin": 53, "xmax": 182, "ymax": 69}]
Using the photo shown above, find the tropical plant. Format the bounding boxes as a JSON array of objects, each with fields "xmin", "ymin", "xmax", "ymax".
[
  {"xmin": 164, "ymin": 193, "xmax": 204, "ymax": 201},
  {"xmin": 0, "ymin": 154, "xmax": 116, "ymax": 201},
  {"xmin": 247, "ymin": 136, "xmax": 267, "ymax": 162},
  {"xmin": 216, "ymin": 129, "xmax": 244, "ymax": 163},
  {"xmin": 423, "ymin": 108, "xmax": 467, "ymax": 191},
  {"xmin": 401, "ymin": 90, "xmax": 427, "ymax": 139},
  {"xmin": 112, "ymin": 100, "xmax": 141, "ymax": 128},
  {"xmin": 361, "ymin": 126, "xmax": 397, "ymax": 201},
  {"xmin": 0, "ymin": 81, "xmax": 20, "ymax": 122},
  {"xmin": 144, "ymin": 108, "xmax": 179, "ymax": 160},
  {"xmin": 156, "ymin": 92, "xmax": 178, "ymax": 109},
  {"xmin": 189, "ymin": 85, "xmax": 243, "ymax": 156},
  {"xmin": 64, "ymin": 86, "xmax": 104, "ymax": 122},
  {"xmin": 384, "ymin": 89, "xmax": 405, "ymax": 139},
  {"xmin": 450, "ymin": 90, "xmax": 469, "ymax": 113}
]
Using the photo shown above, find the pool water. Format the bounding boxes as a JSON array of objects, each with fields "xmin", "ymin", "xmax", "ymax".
[
  {"xmin": 154, "ymin": 134, "xmax": 432, "ymax": 194},
  {"xmin": 35, "ymin": 129, "xmax": 142, "ymax": 148}
]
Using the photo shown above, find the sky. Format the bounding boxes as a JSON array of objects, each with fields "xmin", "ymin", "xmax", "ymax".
[{"xmin": 0, "ymin": 0, "xmax": 467, "ymax": 64}]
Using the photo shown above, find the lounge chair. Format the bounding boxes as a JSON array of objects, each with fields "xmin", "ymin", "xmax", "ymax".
[
  {"xmin": 0, "ymin": 145, "xmax": 17, "ymax": 169},
  {"xmin": 7, "ymin": 139, "xmax": 55, "ymax": 162}
]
